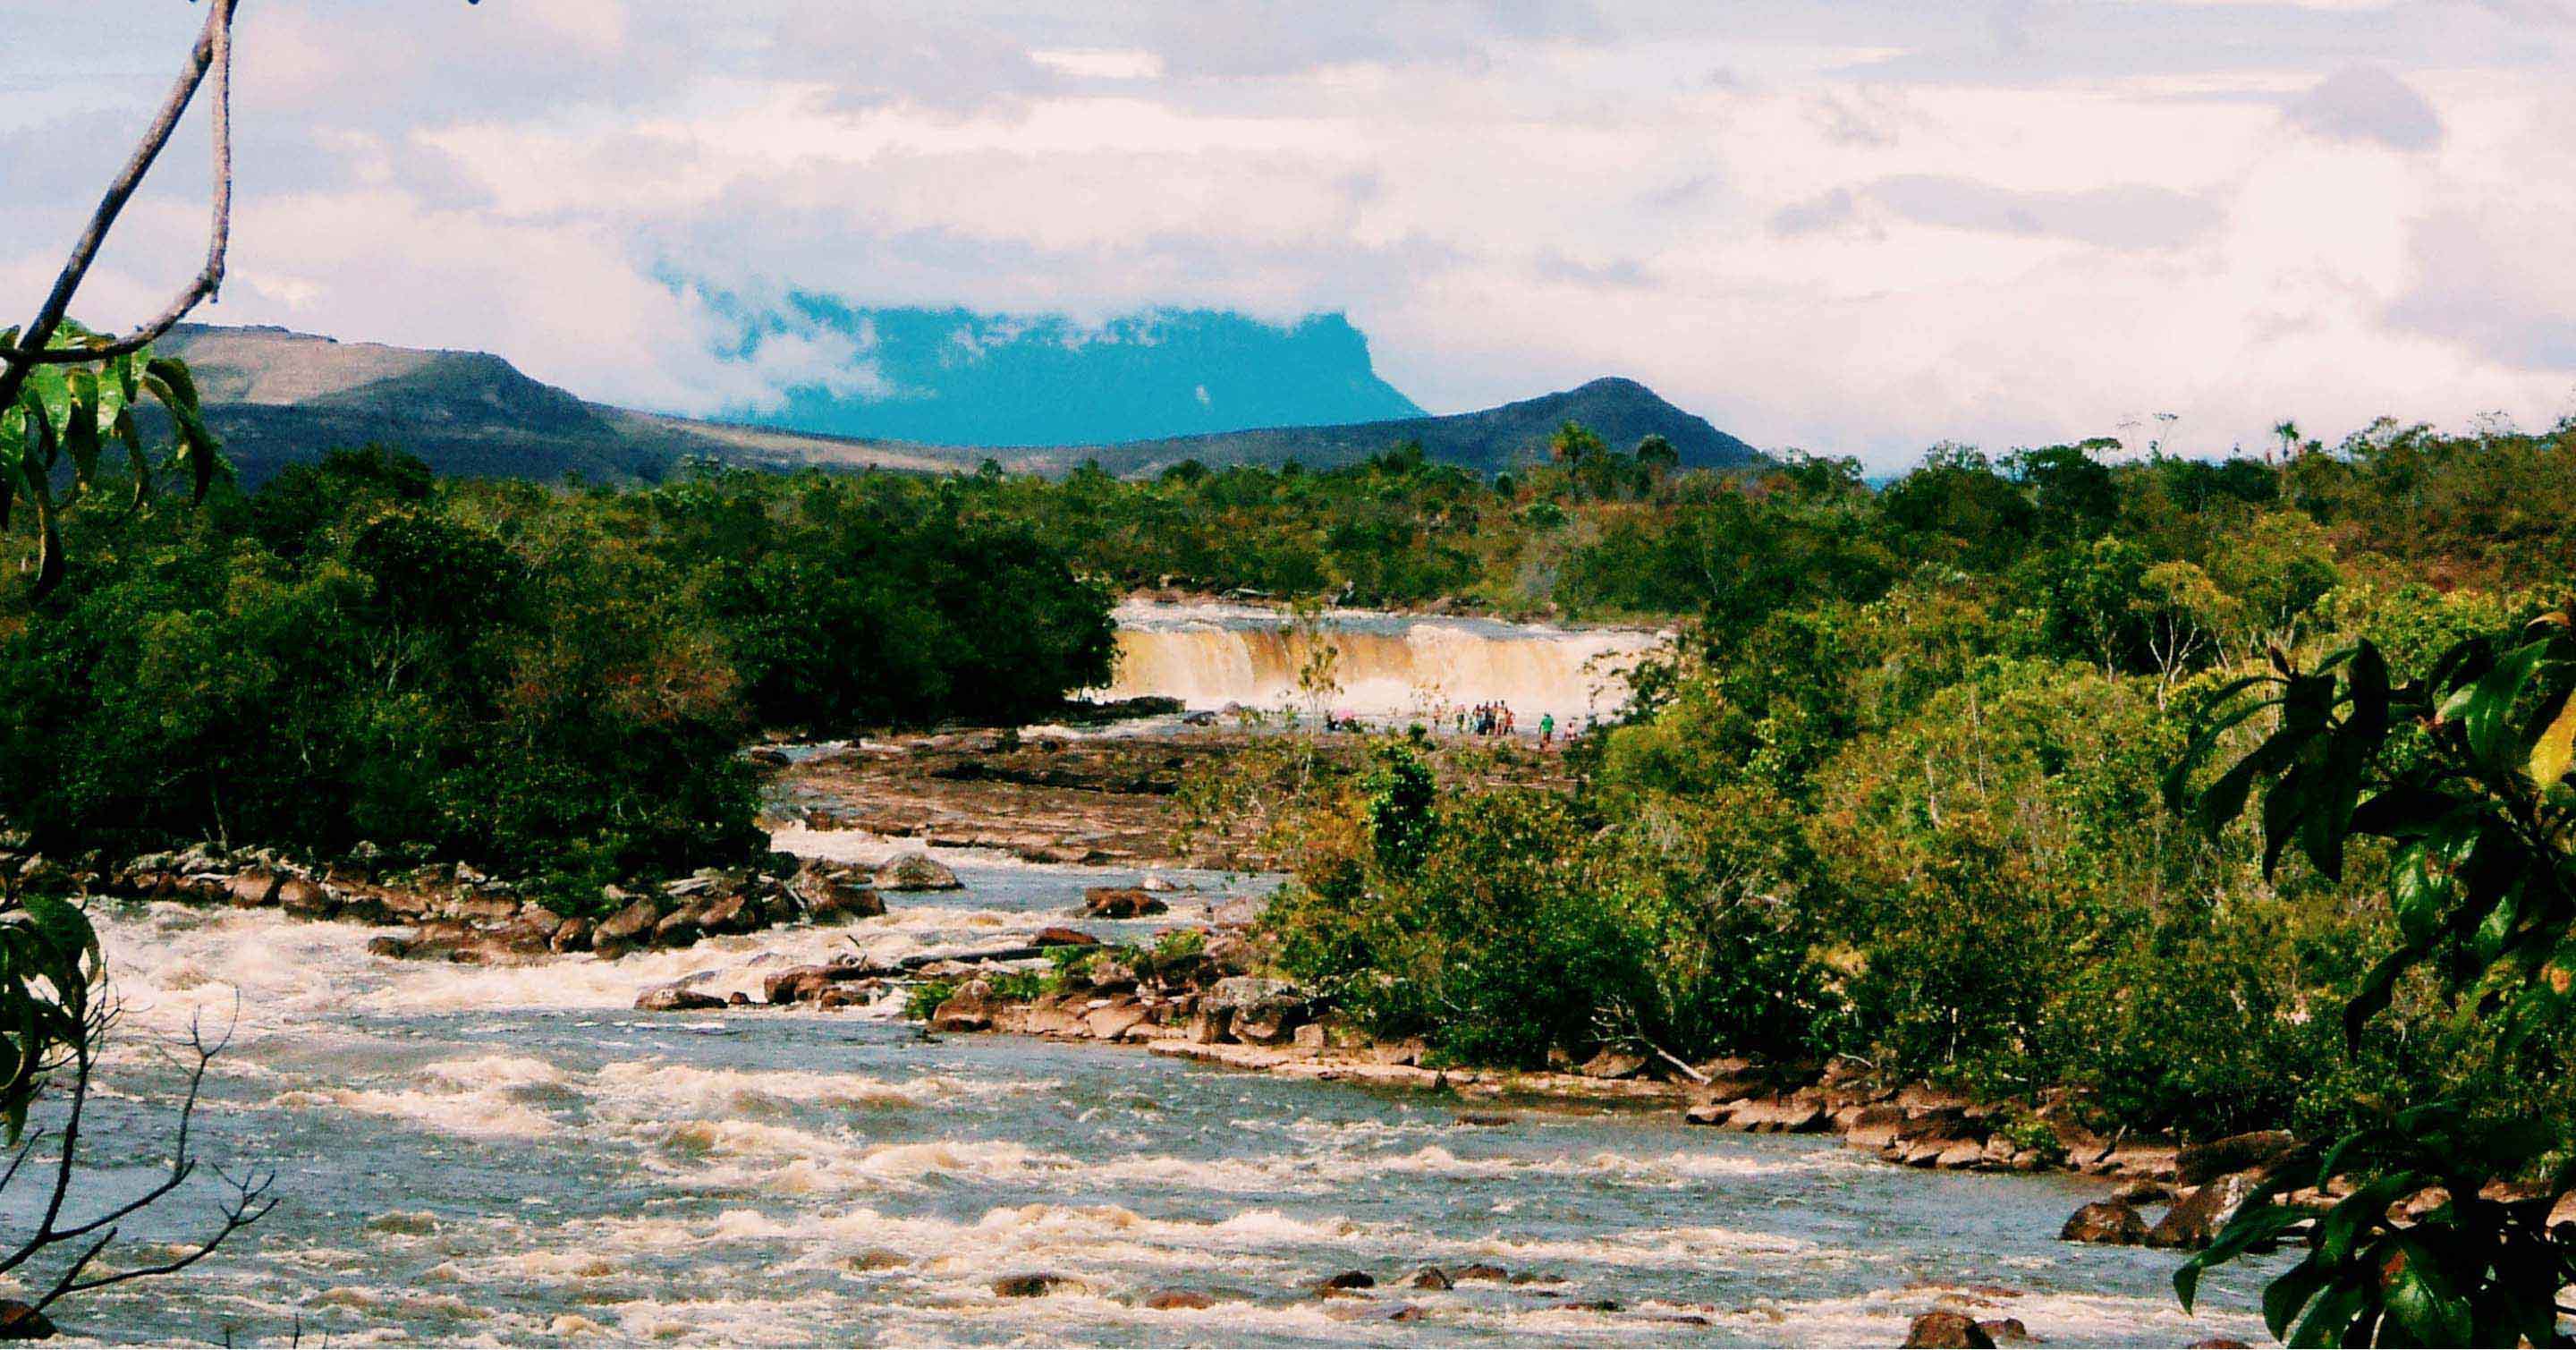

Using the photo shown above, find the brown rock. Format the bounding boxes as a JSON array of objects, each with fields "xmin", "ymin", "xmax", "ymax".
[
  {"xmin": 225, "ymin": 870, "xmax": 281, "ymax": 907},
  {"xmin": 0, "ymin": 1300, "xmax": 56, "ymax": 1340},
  {"xmin": 1902, "ymin": 1310, "xmax": 1997, "ymax": 1348},
  {"xmin": 275, "ymin": 876, "xmax": 336, "ymax": 918},
  {"xmin": 1579, "ymin": 1048, "xmax": 1648, "ymax": 1080},
  {"xmin": 1318, "ymin": 1270, "xmax": 1376, "ymax": 1291},
  {"xmin": 796, "ymin": 862, "xmax": 886, "ymax": 920},
  {"xmin": 1083, "ymin": 887, "xmax": 1168, "ymax": 919},
  {"xmin": 549, "ymin": 918, "xmax": 593, "ymax": 954},
  {"xmin": 699, "ymin": 893, "xmax": 758, "ymax": 935},
  {"xmin": 635, "ymin": 985, "xmax": 727, "ymax": 1013},
  {"xmin": 992, "ymin": 1274, "xmax": 1070, "ymax": 1297},
  {"xmin": 1387, "ymin": 1305, "xmax": 1429, "ymax": 1322},
  {"xmin": 2060, "ymin": 1199, "xmax": 2148, "ymax": 1245},
  {"xmin": 592, "ymin": 898, "xmax": 662, "ymax": 956},
  {"xmin": 764, "ymin": 965, "xmax": 839, "ymax": 1005},
  {"xmin": 364, "ymin": 935, "xmax": 413, "ymax": 959},
  {"xmin": 1409, "ymin": 1265, "xmax": 1453, "ymax": 1290},
  {"xmin": 1083, "ymin": 1002, "xmax": 1150, "ymax": 1040},
  {"xmin": 930, "ymin": 981, "xmax": 994, "ymax": 1033},
  {"xmin": 1142, "ymin": 1288, "xmax": 1214, "ymax": 1311},
  {"xmin": 876, "ymin": 853, "xmax": 962, "ymax": 892},
  {"xmin": 2114, "ymin": 1178, "xmax": 2175, "ymax": 1205},
  {"xmin": 1978, "ymin": 1317, "xmax": 2033, "ymax": 1346},
  {"xmin": 1732, "ymin": 1094, "xmax": 1829, "ymax": 1133},
  {"xmin": 651, "ymin": 904, "xmax": 708, "ymax": 948},
  {"xmin": 2147, "ymin": 1172, "xmax": 2264, "ymax": 1251},
  {"xmin": 2178, "ymin": 1130, "xmax": 2298, "ymax": 1186},
  {"xmin": 1450, "ymin": 1262, "xmax": 1507, "ymax": 1282},
  {"xmin": 1034, "ymin": 926, "xmax": 1100, "ymax": 947}
]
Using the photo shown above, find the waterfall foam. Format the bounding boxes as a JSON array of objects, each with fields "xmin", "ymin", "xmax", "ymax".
[{"xmin": 1094, "ymin": 600, "xmax": 1665, "ymax": 721}]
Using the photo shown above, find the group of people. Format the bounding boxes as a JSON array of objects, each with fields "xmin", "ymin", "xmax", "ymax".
[{"xmin": 1446, "ymin": 701, "xmax": 1562, "ymax": 747}]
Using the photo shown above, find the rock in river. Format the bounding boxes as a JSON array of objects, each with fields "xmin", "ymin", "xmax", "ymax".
[
  {"xmin": 876, "ymin": 853, "xmax": 963, "ymax": 891},
  {"xmin": 636, "ymin": 984, "xmax": 726, "ymax": 1013},
  {"xmin": 1902, "ymin": 1310, "xmax": 1996, "ymax": 1347},
  {"xmin": 1082, "ymin": 887, "xmax": 1168, "ymax": 918},
  {"xmin": 2059, "ymin": 1198, "xmax": 2148, "ymax": 1245}
]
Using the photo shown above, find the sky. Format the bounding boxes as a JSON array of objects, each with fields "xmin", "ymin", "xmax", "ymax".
[{"xmin": 4, "ymin": 1, "xmax": 2575, "ymax": 468}]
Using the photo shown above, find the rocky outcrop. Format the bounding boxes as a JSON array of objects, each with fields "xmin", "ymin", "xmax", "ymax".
[
  {"xmin": 1082, "ymin": 887, "xmax": 1168, "ymax": 919},
  {"xmin": 2147, "ymin": 1171, "xmax": 2266, "ymax": 1251},
  {"xmin": 874, "ymin": 853, "xmax": 962, "ymax": 891},
  {"xmin": 635, "ymin": 984, "xmax": 727, "ymax": 1013},
  {"xmin": 2176, "ymin": 1130, "xmax": 2298, "ymax": 1186},
  {"xmin": 82, "ymin": 843, "xmax": 883, "ymax": 964},
  {"xmin": 2059, "ymin": 1199, "xmax": 2148, "ymax": 1244},
  {"xmin": 1902, "ymin": 1311, "xmax": 1996, "ymax": 1348}
]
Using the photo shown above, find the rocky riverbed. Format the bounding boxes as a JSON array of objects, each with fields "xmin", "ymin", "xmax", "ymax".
[{"xmin": 40, "ymin": 844, "xmax": 2281, "ymax": 1346}]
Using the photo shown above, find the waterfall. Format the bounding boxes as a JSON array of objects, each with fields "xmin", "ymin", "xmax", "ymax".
[{"xmin": 1094, "ymin": 601, "xmax": 1665, "ymax": 723}]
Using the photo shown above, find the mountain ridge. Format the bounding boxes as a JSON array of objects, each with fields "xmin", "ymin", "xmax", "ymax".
[{"xmin": 153, "ymin": 323, "xmax": 1766, "ymax": 485}]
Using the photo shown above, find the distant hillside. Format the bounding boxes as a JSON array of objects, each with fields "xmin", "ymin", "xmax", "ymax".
[
  {"xmin": 152, "ymin": 325, "xmax": 1764, "ymax": 486},
  {"xmin": 717, "ymin": 301, "xmax": 1426, "ymax": 446},
  {"xmin": 1012, "ymin": 376, "xmax": 1763, "ymax": 477}
]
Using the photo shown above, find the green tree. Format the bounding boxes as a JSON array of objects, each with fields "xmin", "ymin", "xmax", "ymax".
[{"xmin": 2171, "ymin": 619, "xmax": 2576, "ymax": 1346}]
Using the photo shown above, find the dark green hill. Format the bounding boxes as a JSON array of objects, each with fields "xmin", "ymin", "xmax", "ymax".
[{"xmin": 153, "ymin": 324, "xmax": 1764, "ymax": 485}]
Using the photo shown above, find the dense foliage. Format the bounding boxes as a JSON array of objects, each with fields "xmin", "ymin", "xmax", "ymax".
[
  {"xmin": 0, "ymin": 447, "xmax": 1115, "ymax": 906},
  {"xmin": 2172, "ymin": 624, "xmax": 2576, "ymax": 1346},
  {"xmin": 1237, "ymin": 420, "xmax": 2576, "ymax": 1165}
]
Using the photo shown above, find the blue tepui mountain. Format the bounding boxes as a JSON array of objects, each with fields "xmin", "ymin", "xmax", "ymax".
[{"xmin": 714, "ymin": 301, "xmax": 1426, "ymax": 447}]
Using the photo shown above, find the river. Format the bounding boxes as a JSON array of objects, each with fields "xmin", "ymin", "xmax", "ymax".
[{"xmin": 38, "ymin": 607, "xmax": 2274, "ymax": 1346}]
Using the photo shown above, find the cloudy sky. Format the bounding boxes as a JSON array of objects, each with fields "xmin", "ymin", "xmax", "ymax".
[{"xmin": 6, "ymin": 1, "xmax": 2574, "ymax": 466}]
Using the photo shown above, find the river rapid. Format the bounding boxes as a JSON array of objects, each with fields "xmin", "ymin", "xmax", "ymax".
[{"xmin": 32, "ymin": 606, "xmax": 2275, "ymax": 1345}]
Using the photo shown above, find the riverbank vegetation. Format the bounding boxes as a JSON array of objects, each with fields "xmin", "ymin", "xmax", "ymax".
[
  {"xmin": 0, "ymin": 446, "xmax": 1116, "ymax": 908},
  {"xmin": 1217, "ymin": 418, "xmax": 2576, "ymax": 1167}
]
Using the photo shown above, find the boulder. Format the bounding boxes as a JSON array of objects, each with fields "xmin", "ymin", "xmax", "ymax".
[
  {"xmin": 1143, "ymin": 1288, "xmax": 1215, "ymax": 1310},
  {"xmin": 992, "ymin": 1274, "xmax": 1071, "ymax": 1297},
  {"xmin": 225, "ymin": 870, "xmax": 281, "ymax": 907},
  {"xmin": 764, "ymin": 965, "xmax": 841, "ymax": 1005},
  {"xmin": 364, "ymin": 935, "xmax": 413, "ymax": 960},
  {"xmin": 2147, "ymin": 1172, "xmax": 2265, "ymax": 1251},
  {"xmin": 1033, "ymin": 926, "xmax": 1100, "ymax": 947},
  {"xmin": 1731, "ymin": 1095, "xmax": 1829, "ymax": 1133},
  {"xmin": 1083, "ymin": 1002, "xmax": 1151, "ymax": 1040},
  {"xmin": 549, "ymin": 918, "xmax": 594, "ymax": 954},
  {"xmin": 1979, "ymin": 1317, "xmax": 2034, "ymax": 1346},
  {"xmin": 636, "ymin": 985, "xmax": 727, "ymax": 1013},
  {"xmin": 0, "ymin": 1299, "xmax": 56, "ymax": 1341},
  {"xmin": 2060, "ymin": 1199, "xmax": 2147, "ymax": 1245},
  {"xmin": 1083, "ymin": 887, "xmax": 1168, "ymax": 919},
  {"xmin": 592, "ymin": 899, "xmax": 663, "ymax": 956},
  {"xmin": 876, "ymin": 853, "xmax": 962, "ymax": 892},
  {"xmin": 699, "ymin": 893, "xmax": 758, "ymax": 936},
  {"xmin": 1408, "ymin": 1266, "xmax": 1453, "ymax": 1290},
  {"xmin": 1902, "ymin": 1310, "xmax": 1997, "ymax": 1348},
  {"xmin": 651, "ymin": 904, "xmax": 708, "ymax": 948},
  {"xmin": 1579, "ymin": 1049, "xmax": 1648, "ymax": 1080},
  {"xmin": 1450, "ymin": 1262, "xmax": 1507, "ymax": 1282},
  {"xmin": 795, "ymin": 862, "xmax": 886, "ymax": 921},
  {"xmin": 2177, "ymin": 1130, "xmax": 2299, "ymax": 1187},
  {"xmin": 930, "ymin": 981, "xmax": 995, "ymax": 1033},
  {"xmin": 1317, "ymin": 1270, "xmax": 1375, "ymax": 1291},
  {"xmin": 275, "ymin": 876, "xmax": 337, "ymax": 919}
]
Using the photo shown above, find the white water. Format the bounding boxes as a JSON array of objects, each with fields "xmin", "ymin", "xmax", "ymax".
[
  {"xmin": 38, "ymin": 844, "xmax": 2276, "ymax": 1346},
  {"xmin": 1093, "ymin": 600, "xmax": 1664, "ymax": 723}
]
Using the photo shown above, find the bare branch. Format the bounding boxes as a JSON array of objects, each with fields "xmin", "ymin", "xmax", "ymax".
[{"xmin": 0, "ymin": 0, "xmax": 236, "ymax": 385}]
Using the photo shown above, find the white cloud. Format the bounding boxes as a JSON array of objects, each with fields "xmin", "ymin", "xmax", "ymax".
[{"xmin": 5, "ymin": 2, "xmax": 2575, "ymax": 464}]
